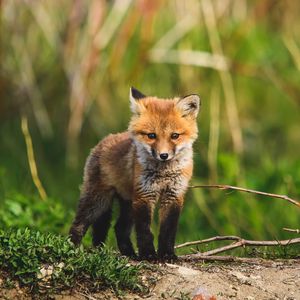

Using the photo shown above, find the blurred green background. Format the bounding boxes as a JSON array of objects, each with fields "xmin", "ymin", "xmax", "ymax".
[{"xmin": 1, "ymin": 0, "xmax": 299, "ymax": 252}]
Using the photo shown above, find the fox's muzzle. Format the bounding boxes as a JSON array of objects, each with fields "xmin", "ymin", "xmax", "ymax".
[{"xmin": 151, "ymin": 148, "xmax": 173, "ymax": 161}]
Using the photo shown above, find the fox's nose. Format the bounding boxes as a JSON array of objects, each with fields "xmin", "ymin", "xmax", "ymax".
[{"xmin": 160, "ymin": 153, "xmax": 169, "ymax": 160}]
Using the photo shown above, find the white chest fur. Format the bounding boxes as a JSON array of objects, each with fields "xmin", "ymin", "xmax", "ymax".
[{"xmin": 137, "ymin": 151, "xmax": 192, "ymax": 198}]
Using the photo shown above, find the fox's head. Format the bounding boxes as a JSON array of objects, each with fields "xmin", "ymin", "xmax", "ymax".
[{"xmin": 128, "ymin": 87, "xmax": 200, "ymax": 162}]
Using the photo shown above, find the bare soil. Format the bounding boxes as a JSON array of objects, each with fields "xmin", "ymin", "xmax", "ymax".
[{"xmin": 1, "ymin": 258, "xmax": 299, "ymax": 300}]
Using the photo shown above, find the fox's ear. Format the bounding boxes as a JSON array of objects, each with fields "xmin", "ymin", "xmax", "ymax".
[
  {"xmin": 129, "ymin": 87, "xmax": 146, "ymax": 113},
  {"xmin": 130, "ymin": 87, "xmax": 146, "ymax": 100},
  {"xmin": 176, "ymin": 94, "xmax": 201, "ymax": 119}
]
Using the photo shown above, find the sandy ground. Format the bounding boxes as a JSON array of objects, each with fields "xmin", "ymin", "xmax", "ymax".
[
  {"xmin": 147, "ymin": 259, "xmax": 300, "ymax": 300},
  {"xmin": 1, "ymin": 258, "xmax": 299, "ymax": 300}
]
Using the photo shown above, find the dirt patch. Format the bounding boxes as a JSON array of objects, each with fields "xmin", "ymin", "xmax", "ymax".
[
  {"xmin": 1, "ymin": 259, "xmax": 299, "ymax": 299},
  {"xmin": 148, "ymin": 259, "xmax": 300, "ymax": 300}
]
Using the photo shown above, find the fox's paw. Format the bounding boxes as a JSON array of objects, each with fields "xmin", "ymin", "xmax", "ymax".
[
  {"xmin": 158, "ymin": 252, "xmax": 178, "ymax": 262},
  {"xmin": 138, "ymin": 252, "xmax": 158, "ymax": 262}
]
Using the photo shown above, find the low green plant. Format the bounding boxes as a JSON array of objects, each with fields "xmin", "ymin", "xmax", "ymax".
[
  {"xmin": 0, "ymin": 193, "xmax": 73, "ymax": 234},
  {"xmin": 0, "ymin": 228, "xmax": 142, "ymax": 294}
]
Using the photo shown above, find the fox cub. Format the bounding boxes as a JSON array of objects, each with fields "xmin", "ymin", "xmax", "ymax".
[{"xmin": 69, "ymin": 87, "xmax": 200, "ymax": 260}]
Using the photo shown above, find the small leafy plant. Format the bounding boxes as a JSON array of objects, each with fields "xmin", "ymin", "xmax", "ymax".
[
  {"xmin": 0, "ymin": 193, "xmax": 73, "ymax": 234},
  {"xmin": 0, "ymin": 228, "xmax": 142, "ymax": 294}
]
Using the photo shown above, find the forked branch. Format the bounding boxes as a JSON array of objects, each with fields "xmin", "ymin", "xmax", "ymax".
[
  {"xmin": 182, "ymin": 185, "xmax": 300, "ymax": 258},
  {"xmin": 175, "ymin": 235, "xmax": 243, "ymax": 249},
  {"xmin": 176, "ymin": 236, "xmax": 300, "ymax": 256}
]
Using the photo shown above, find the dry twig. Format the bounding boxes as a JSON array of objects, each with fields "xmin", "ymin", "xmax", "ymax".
[
  {"xmin": 189, "ymin": 184, "xmax": 300, "ymax": 208},
  {"xmin": 21, "ymin": 116, "xmax": 47, "ymax": 201},
  {"xmin": 175, "ymin": 236, "xmax": 242, "ymax": 249},
  {"xmin": 176, "ymin": 236, "xmax": 300, "ymax": 256},
  {"xmin": 283, "ymin": 228, "xmax": 300, "ymax": 234}
]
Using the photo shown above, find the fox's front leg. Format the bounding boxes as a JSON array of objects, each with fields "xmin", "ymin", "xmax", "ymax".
[
  {"xmin": 133, "ymin": 193, "xmax": 156, "ymax": 260},
  {"xmin": 158, "ymin": 193, "xmax": 183, "ymax": 261}
]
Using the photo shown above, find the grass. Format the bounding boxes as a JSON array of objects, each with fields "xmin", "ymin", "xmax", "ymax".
[{"xmin": 0, "ymin": 228, "xmax": 143, "ymax": 295}]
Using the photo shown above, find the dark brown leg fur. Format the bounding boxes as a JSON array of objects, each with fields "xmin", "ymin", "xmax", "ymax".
[
  {"xmin": 115, "ymin": 199, "xmax": 136, "ymax": 257},
  {"xmin": 133, "ymin": 199, "xmax": 156, "ymax": 260},
  {"xmin": 92, "ymin": 208, "xmax": 112, "ymax": 246},
  {"xmin": 158, "ymin": 199, "xmax": 182, "ymax": 261},
  {"xmin": 69, "ymin": 195, "xmax": 93, "ymax": 245}
]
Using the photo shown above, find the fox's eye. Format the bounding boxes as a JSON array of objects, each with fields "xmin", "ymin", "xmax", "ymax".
[
  {"xmin": 147, "ymin": 133, "xmax": 156, "ymax": 139},
  {"xmin": 171, "ymin": 133, "xmax": 179, "ymax": 140}
]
